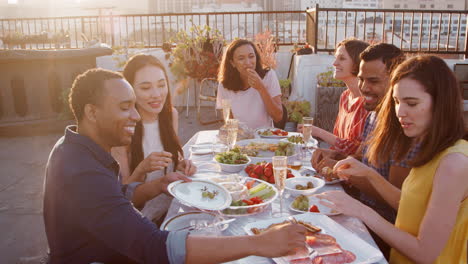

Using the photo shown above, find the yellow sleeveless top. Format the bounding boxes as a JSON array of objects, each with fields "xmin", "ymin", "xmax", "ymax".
[{"xmin": 390, "ymin": 139, "xmax": 468, "ymax": 264}]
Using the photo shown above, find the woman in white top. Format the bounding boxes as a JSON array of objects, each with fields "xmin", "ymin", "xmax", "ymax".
[
  {"xmin": 216, "ymin": 39, "xmax": 283, "ymax": 129},
  {"xmin": 112, "ymin": 54, "xmax": 196, "ymax": 223}
]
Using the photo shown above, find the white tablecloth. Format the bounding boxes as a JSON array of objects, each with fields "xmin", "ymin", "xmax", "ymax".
[{"xmin": 165, "ymin": 130, "xmax": 388, "ymax": 264}]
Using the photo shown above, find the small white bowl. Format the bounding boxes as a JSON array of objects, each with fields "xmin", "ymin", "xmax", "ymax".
[
  {"xmin": 219, "ymin": 182, "xmax": 248, "ymax": 201},
  {"xmin": 213, "ymin": 156, "xmax": 251, "ymax": 173},
  {"xmin": 285, "ymin": 176, "xmax": 325, "ymax": 196}
]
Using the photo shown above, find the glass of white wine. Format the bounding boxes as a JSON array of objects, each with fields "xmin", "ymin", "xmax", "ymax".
[
  {"xmin": 302, "ymin": 117, "xmax": 314, "ymax": 157},
  {"xmin": 221, "ymin": 99, "xmax": 231, "ymax": 124},
  {"xmin": 225, "ymin": 119, "xmax": 238, "ymax": 150},
  {"xmin": 272, "ymin": 156, "xmax": 289, "ymax": 217}
]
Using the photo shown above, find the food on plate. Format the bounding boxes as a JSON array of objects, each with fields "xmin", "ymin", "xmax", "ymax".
[
  {"xmin": 318, "ymin": 166, "xmax": 340, "ymax": 182},
  {"xmin": 292, "ymin": 195, "xmax": 310, "ymax": 211},
  {"xmin": 287, "ymin": 135, "xmax": 304, "ymax": 144},
  {"xmin": 215, "ymin": 149, "xmax": 249, "ymax": 164},
  {"xmin": 234, "ymin": 141, "xmax": 295, "ymax": 157},
  {"xmin": 250, "ymin": 220, "xmax": 321, "ymax": 235},
  {"xmin": 296, "ymin": 181, "xmax": 314, "ymax": 190},
  {"xmin": 201, "ymin": 186, "xmax": 219, "ymax": 199},
  {"xmin": 309, "ymin": 205, "xmax": 320, "ymax": 213},
  {"xmin": 222, "ymin": 180, "xmax": 276, "ymax": 215},
  {"xmin": 258, "ymin": 128, "xmax": 288, "ymax": 137},
  {"xmin": 220, "ymin": 182, "xmax": 248, "ymax": 201},
  {"xmin": 291, "ymin": 233, "xmax": 357, "ymax": 264},
  {"xmin": 291, "ymin": 195, "xmax": 323, "ymax": 213},
  {"xmin": 245, "ymin": 162, "xmax": 295, "ymax": 184}
]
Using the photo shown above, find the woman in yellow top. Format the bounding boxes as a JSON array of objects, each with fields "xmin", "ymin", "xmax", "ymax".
[{"xmin": 318, "ymin": 55, "xmax": 467, "ymax": 264}]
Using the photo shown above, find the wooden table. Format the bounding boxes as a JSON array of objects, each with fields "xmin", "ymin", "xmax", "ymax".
[{"xmin": 165, "ymin": 130, "xmax": 388, "ymax": 264}]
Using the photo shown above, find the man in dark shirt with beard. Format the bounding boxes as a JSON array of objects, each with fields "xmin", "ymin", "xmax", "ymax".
[{"xmin": 43, "ymin": 68, "xmax": 306, "ymax": 264}]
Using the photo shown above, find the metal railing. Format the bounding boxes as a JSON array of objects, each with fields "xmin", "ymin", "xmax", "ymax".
[
  {"xmin": 1, "ymin": 7, "xmax": 467, "ymax": 56},
  {"xmin": 307, "ymin": 5, "xmax": 468, "ymax": 56},
  {"xmin": 0, "ymin": 11, "xmax": 306, "ymax": 50}
]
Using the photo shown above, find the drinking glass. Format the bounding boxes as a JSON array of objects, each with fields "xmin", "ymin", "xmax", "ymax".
[
  {"xmin": 302, "ymin": 117, "xmax": 314, "ymax": 158},
  {"xmin": 272, "ymin": 156, "xmax": 289, "ymax": 217},
  {"xmin": 225, "ymin": 119, "xmax": 238, "ymax": 150},
  {"xmin": 221, "ymin": 99, "xmax": 231, "ymax": 124}
]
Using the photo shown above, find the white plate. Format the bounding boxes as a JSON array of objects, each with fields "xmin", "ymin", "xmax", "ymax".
[
  {"xmin": 302, "ymin": 168, "xmax": 344, "ymax": 185},
  {"xmin": 243, "ymin": 213, "xmax": 384, "ymax": 264},
  {"xmin": 190, "ymin": 143, "xmax": 226, "ymax": 155},
  {"xmin": 161, "ymin": 211, "xmax": 229, "ymax": 231},
  {"xmin": 168, "ymin": 179, "xmax": 232, "ymax": 211},
  {"xmin": 289, "ymin": 195, "xmax": 341, "ymax": 216},
  {"xmin": 280, "ymin": 136, "xmax": 319, "ymax": 148},
  {"xmin": 315, "ymin": 174, "xmax": 345, "ymax": 185},
  {"xmin": 255, "ymin": 128, "xmax": 289, "ymax": 139},
  {"xmin": 235, "ymin": 139, "xmax": 298, "ymax": 163}
]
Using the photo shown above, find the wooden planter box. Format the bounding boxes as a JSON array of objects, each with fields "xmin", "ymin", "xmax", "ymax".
[{"xmin": 315, "ymin": 85, "xmax": 347, "ymax": 132}]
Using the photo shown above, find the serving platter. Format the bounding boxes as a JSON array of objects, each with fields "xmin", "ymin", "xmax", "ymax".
[{"xmin": 244, "ymin": 213, "xmax": 384, "ymax": 264}]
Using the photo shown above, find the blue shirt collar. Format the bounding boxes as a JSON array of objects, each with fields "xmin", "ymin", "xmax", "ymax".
[{"xmin": 64, "ymin": 125, "xmax": 119, "ymax": 172}]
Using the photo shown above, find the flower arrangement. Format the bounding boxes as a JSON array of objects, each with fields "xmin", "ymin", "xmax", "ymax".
[
  {"xmin": 254, "ymin": 30, "xmax": 277, "ymax": 69},
  {"xmin": 165, "ymin": 25, "xmax": 225, "ymax": 83},
  {"xmin": 285, "ymin": 100, "xmax": 311, "ymax": 123},
  {"xmin": 316, "ymin": 67, "xmax": 345, "ymax": 87}
]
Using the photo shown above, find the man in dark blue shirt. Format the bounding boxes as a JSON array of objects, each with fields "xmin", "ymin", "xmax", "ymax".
[{"xmin": 44, "ymin": 68, "xmax": 307, "ymax": 264}]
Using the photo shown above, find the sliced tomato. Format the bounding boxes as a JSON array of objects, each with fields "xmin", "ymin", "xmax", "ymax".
[
  {"xmin": 245, "ymin": 180, "xmax": 255, "ymax": 189},
  {"xmin": 309, "ymin": 205, "xmax": 320, "ymax": 213},
  {"xmin": 242, "ymin": 199, "xmax": 254, "ymax": 206}
]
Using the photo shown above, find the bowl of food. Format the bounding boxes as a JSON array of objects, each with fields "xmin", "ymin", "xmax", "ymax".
[
  {"xmin": 219, "ymin": 182, "xmax": 249, "ymax": 201},
  {"xmin": 214, "ymin": 149, "xmax": 251, "ymax": 173},
  {"xmin": 222, "ymin": 178, "xmax": 278, "ymax": 216},
  {"xmin": 285, "ymin": 176, "xmax": 325, "ymax": 196}
]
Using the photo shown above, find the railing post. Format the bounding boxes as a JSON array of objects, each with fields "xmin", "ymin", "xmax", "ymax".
[
  {"xmin": 110, "ymin": 14, "xmax": 115, "ymax": 47},
  {"xmin": 306, "ymin": 4, "xmax": 319, "ymax": 53},
  {"xmin": 464, "ymin": 15, "xmax": 468, "ymax": 59}
]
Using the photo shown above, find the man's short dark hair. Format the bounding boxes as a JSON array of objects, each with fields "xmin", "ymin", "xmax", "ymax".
[
  {"xmin": 360, "ymin": 43, "xmax": 405, "ymax": 75},
  {"xmin": 68, "ymin": 68, "xmax": 123, "ymax": 122}
]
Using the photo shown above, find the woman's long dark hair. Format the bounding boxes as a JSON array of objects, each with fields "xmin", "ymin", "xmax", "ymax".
[
  {"xmin": 367, "ymin": 55, "xmax": 466, "ymax": 167},
  {"xmin": 123, "ymin": 54, "xmax": 183, "ymax": 173},
  {"xmin": 218, "ymin": 39, "xmax": 269, "ymax": 92}
]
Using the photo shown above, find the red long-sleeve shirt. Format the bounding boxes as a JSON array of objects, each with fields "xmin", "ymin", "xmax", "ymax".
[{"xmin": 331, "ymin": 89, "xmax": 369, "ymax": 155}]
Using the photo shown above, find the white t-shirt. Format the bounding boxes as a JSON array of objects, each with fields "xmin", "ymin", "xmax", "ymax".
[
  {"xmin": 216, "ymin": 70, "xmax": 282, "ymax": 129},
  {"xmin": 140, "ymin": 121, "xmax": 173, "ymax": 222}
]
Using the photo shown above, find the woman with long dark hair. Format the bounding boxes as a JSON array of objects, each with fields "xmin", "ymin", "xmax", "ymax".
[
  {"xmin": 216, "ymin": 39, "xmax": 283, "ymax": 129},
  {"xmin": 319, "ymin": 55, "xmax": 467, "ymax": 263},
  {"xmin": 112, "ymin": 54, "xmax": 196, "ymax": 223}
]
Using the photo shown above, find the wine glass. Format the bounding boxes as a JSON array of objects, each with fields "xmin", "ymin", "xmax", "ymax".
[
  {"xmin": 225, "ymin": 119, "xmax": 238, "ymax": 150},
  {"xmin": 221, "ymin": 99, "xmax": 231, "ymax": 124},
  {"xmin": 272, "ymin": 156, "xmax": 289, "ymax": 217},
  {"xmin": 301, "ymin": 117, "xmax": 314, "ymax": 159}
]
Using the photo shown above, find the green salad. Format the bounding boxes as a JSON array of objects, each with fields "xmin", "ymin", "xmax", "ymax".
[{"xmin": 215, "ymin": 149, "xmax": 249, "ymax": 164}]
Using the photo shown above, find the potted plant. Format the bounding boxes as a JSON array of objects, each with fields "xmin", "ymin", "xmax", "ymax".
[
  {"xmin": 284, "ymin": 100, "xmax": 311, "ymax": 131},
  {"xmin": 279, "ymin": 79, "xmax": 291, "ymax": 99},
  {"xmin": 315, "ymin": 67, "xmax": 347, "ymax": 132},
  {"xmin": 164, "ymin": 25, "xmax": 225, "ymax": 95}
]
